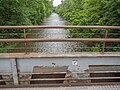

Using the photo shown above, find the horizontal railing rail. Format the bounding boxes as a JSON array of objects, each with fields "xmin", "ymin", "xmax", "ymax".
[
  {"xmin": 0, "ymin": 26, "xmax": 120, "ymax": 29},
  {"xmin": 0, "ymin": 38, "xmax": 120, "ymax": 42}
]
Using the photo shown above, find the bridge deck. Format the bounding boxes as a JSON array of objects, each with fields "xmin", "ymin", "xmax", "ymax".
[{"xmin": 0, "ymin": 52, "xmax": 120, "ymax": 87}]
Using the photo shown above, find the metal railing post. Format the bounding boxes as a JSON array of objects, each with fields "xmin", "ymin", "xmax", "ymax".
[
  {"xmin": 24, "ymin": 29, "xmax": 27, "ymax": 53},
  {"xmin": 102, "ymin": 29, "xmax": 108, "ymax": 53}
]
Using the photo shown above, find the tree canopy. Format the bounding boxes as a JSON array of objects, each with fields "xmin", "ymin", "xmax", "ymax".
[
  {"xmin": 0, "ymin": 0, "xmax": 53, "ymax": 52},
  {"xmin": 0, "ymin": 0, "xmax": 53, "ymax": 25},
  {"xmin": 57, "ymin": 0, "xmax": 120, "ymax": 52},
  {"xmin": 57, "ymin": 0, "xmax": 120, "ymax": 26}
]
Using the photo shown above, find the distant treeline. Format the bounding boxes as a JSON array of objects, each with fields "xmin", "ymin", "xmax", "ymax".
[{"xmin": 57, "ymin": 0, "xmax": 120, "ymax": 52}]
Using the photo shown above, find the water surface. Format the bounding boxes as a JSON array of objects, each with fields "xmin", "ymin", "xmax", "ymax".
[{"xmin": 14, "ymin": 13, "xmax": 84, "ymax": 53}]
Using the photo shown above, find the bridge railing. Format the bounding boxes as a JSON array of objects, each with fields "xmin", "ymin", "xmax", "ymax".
[{"xmin": 0, "ymin": 26, "xmax": 120, "ymax": 53}]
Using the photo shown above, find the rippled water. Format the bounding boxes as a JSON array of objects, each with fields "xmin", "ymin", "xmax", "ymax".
[{"xmin": 14, "ymin": 13, "xmax": 85, "ymax": 53}]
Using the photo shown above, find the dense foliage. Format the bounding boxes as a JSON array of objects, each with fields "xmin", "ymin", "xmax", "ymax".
[
  {"xmin": 0, "ymin": 0, "xmax": 53, "ymax": 38},
  {"xmin": 57, "ymin": 0, "xmax": 120, "ymax": 52},
  {"xmin": 0, "ymin": 0, "xmax": 53, "ymax": 52},
  {"xmin": 0, "ymin": 0, "xmax": 53, "ymax": 26}
]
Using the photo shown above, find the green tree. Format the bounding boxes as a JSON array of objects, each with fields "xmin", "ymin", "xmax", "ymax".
[
  {"xmin": 57, "ymin": 0, "xmax": 120, "ymax": 52},
  {"xmin": 0, "ymin": 0, "xmax": 53, "ymax": 52}
]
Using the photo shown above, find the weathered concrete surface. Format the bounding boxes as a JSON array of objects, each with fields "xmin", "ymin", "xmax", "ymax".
[
  {"xmin": 0, "ymin": 52, "xmax": 120, "ymax": 73},
  {"xmin": 0, "ymin": 52, "xmax": 120, "ymax": 85},
  {"xmin": 0, "ymin": 52, "xmax": 120, "ymax": 58}
]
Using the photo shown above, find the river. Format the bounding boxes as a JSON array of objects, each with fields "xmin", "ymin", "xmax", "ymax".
[{"xmin": 13, "ymin": 13, "xmax": 84, "ymax": 53}]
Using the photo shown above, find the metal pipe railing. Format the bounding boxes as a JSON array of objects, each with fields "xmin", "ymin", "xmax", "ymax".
[
  {"xmin": 0, "ymin": 26, "xmax": 120, "ymax": 53},
  {"xmin": 0, "ymin": 26, "xmax": 120, "ymax": 29},
  {"xmin": 0, "ymin": 38, "xmax": 120, "ymax": 42}
]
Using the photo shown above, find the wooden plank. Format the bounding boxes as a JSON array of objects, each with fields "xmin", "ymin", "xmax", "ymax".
[
  {"xmin": 30, "ymin": 66, "xmax": 68, "ymax": 84},
  {"xmin": 19, "ymin": 77, "xmax": 120, "ymax": 81},
  {"xmin": 86, "ymin": 71, "xmax": 120, "ymax": 73},
  {"xmin": 19, "ymin": 71, "xmax": 120, "ymax": 75},
  {"xmin": 0, "ymin": 80, "xmax": 12, "ymax": 82},
  {"xmin": 0, "ymin": 73, "xmax": 12, "ymax": 75},
  {"xmin": 19, "ymin": 72, "xmax": 67, "ymax": 75},
  {"xmin": 33, "ymin": 66, "xmax": 68, "ymax": 73},
  {"xmin": 88, "ymin": 65, "xmax": 120, "ymax": 71}
]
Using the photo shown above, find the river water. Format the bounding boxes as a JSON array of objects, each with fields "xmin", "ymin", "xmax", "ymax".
[{"xmin": 14, "ymin": 13, "xmax": 85, "ymax": 53}]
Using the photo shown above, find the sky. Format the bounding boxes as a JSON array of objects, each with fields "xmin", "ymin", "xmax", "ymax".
[{"xmin": 53, "ymin": 0, "xmax": 62, "ymax": 7}]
